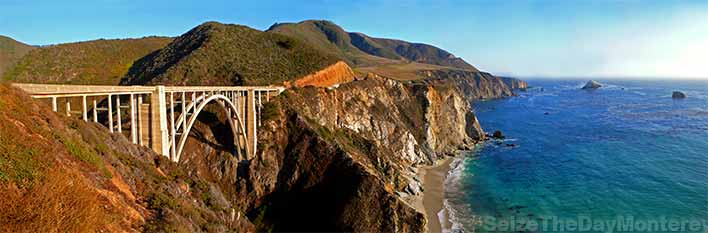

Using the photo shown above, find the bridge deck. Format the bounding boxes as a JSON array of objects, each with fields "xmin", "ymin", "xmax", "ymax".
[{"xmin": 13, "ymin": 83, "xmax": 283, "ymax": 97}]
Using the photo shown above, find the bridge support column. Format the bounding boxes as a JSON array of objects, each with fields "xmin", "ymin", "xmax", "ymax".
[
  {"xmin": 246, "ymin": 89, "xmax": 257, "ymax": 158},
  {"xmin": 150, "ymin": 86, "xmax": 169, "ymax": 156}
]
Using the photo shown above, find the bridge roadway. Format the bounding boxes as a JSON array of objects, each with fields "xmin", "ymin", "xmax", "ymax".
[{"xmin": 12, "ymin": 83, "xmax": 284, "ymax": 162}]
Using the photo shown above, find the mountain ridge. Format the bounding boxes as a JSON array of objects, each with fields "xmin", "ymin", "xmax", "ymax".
[
  {"xmin": 0, "ymin": 35, "xmax": 35, "ymax": 77},
  {"xmin": 267, "ymin": 20, "xmax": 478, "ymax": 71},
  {"xmin": 3, "ymin": 36, "xmax": 171, "ymax": 85}
]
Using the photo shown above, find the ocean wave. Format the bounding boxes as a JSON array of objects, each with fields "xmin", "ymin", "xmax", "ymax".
[
  {"xmin": 442, "ymin": 156, "xmax": 468, "ymax": 232},
  {"xmin": 441, "ymin": 199, "xmax": 465, "ymax": 233}
]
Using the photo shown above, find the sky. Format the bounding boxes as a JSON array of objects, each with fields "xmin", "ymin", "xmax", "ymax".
[{"xmin": 1, "ymin": 0, "xmax": 707, "ymax": 79}]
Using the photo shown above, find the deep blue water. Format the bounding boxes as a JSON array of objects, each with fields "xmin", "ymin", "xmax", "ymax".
[{"xmin": 445, "ymin": 79, "xmax": 708, "ymax": 233}]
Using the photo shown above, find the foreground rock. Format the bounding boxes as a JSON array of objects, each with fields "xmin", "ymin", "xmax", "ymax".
[
  {"xmin": 582, "ymin": 80, "xmax": 602, "ymax": 89},
  {"xmin": 672, "ymin": 91, "xmax": 687, "ymax": 99}
]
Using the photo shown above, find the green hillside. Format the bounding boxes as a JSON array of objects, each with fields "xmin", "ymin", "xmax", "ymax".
[
  {"xmin": 3, "ymin": 37, "xmax": 172, "ymax": 85},
  {"xmin": 0, "ymin": 36, "xmax": 35, "ymax": 77},
  {"xmin": 267, "ymin": 20, "xmax": 477, "ymax": 71},
  {"xmin": 120, "ymin": 22, "xmax": 339, "ymax": 86},
  {"xmin": 266, "ymin": 20, "xmax": 392, "ymax": 67}
]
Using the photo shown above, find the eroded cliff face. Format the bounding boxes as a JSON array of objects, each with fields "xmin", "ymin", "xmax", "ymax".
[
  {"xmin": 286, "ymin": 61, "xmax": 356, "ymax": 88},
  {"xmin": 175, "ymin": 72, "xmax": 526, "ymax": 232}
]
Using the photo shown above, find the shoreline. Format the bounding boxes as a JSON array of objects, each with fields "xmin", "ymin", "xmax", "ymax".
[{"xmin": 420, "ymin": 157, "xmax": 454, "ymax": 233}]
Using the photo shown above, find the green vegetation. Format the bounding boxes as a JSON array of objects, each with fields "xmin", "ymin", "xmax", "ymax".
[
  {"xmin": 261, "ymin": 101, "xmax": 280, "ymax": 122},
  {"xmin": 0, "ymin": 36, "xmax": 35, "ymax": 77},
  {"xmin": 0, "ymin": 136, "xmax": 42, "ymax": 185},
  {"xmin": 56, "ymin": 133, "xmax": 111, "ymax": 178},
  {"xmin": 122, "ymin": 22, "xmax": 339, "ymax": 86},
  {"xmin": 3, "ymin": 37, "xmax": 171, "ymax": 84},
  {"xmin": 147, "ymin": 192, "xmax": 178, "ymax": 210}
]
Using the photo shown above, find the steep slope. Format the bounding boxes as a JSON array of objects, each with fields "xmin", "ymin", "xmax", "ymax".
[
  {"xmin": 3, "ymin": 37, "xmax": 171, "ymax": 85},
  {"xmin": 121, "ymin": 22, "xmax": 339, "ymax": 86},
  {"xmin": 0, "ymin": 83, "xmax": 254, "ymax": 232},
  {"xmin": 267, "ymin": 20, "xmax": 477, "ymax": 71},
  {"xmin": 0, "ymin": 36, "xmax": 34, "ymax": 77}
]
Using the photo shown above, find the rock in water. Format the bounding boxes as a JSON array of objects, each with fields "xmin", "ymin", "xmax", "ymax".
[
  {"xmin": 582, "ymin": 80, "xmax": 602, "ymax": 89},
  {"xmin": 492, "ymin": 130, "xmax": 505, "ymax": 139},
  {"xmin": 672, "ymin": 91, "xmax": 686, "ymax": 99}
]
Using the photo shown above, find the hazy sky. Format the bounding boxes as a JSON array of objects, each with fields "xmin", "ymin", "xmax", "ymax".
[{"xmin": 1, "ymin": 0, "xmax": 707, "ymax": 78}]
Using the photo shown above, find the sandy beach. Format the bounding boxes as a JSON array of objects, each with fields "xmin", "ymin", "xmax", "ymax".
[{"xmin": 421, "ymin": 157, "xmax": 454, "ymax": 233}]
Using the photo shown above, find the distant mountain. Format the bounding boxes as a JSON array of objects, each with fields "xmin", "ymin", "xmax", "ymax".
[
  {"xmin": 121, "ymin": 22, "xmax": 339, "ymax": 86},
  {"xmin": 0, "ymin": 36, "xmax": 35, "ymax": 77},
  {"xmin": 267, "ymin": 20, "xmax": 478, "ymax": 71},
  {"xmin": 3, "ymin": 37, "xmax": 171, "ymax": 85}
]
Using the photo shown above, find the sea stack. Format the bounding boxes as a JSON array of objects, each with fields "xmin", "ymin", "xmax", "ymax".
[
  {"xmin": 582, "ymin": 80, "xmax": 602, "ymax": 89},
  {"xmin": 492, "ymin": 130, "xmax": 505, "ymax": 139},
  {"xmin": 672, "ymin": 91, "xmax": 687, "ymax": 99}
]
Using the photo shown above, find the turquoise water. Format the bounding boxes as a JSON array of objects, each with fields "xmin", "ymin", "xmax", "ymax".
[{"xmin": 445, "ymin": 80, "xmax": 708, "ymax": 232}]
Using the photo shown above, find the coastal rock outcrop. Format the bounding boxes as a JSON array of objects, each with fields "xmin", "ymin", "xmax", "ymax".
[
  {"xmin": 418, "ymin": 70, "xmax": 524, "ymax": 99},
  {"xmin": 501, "ymin": 76, "xmax": 528, "ymax": 90},
  {"xmin": 492, "ymin": 130, "xmax": 505, "ymax": 139},
  {"xmin": 582, "ymin": 80, "xmax": 602, "ymax": 89},
  {"xmin": 672, "ymin": 91, "xmax": 686, "ymax": 99}
]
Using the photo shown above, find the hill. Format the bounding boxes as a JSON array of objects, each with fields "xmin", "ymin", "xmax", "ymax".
[
  {"xmin": 120, "ymin": 22, "xmax": 340, "ymax": 86},
  {"xmin": 267, "ymin": 20, "xmax": 478, "ymax": 71},
  {"xmin": 3, "ymin": 37, "xmax": 172, "ymax": 85},
  {"xmin": 0, "ymin": 36, "xmax": 34, "ymax": 77}
]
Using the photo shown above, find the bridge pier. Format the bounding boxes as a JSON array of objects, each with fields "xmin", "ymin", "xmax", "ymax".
[
  {"xmin": 150, "ymin": 86, "xmax": 169, "ymax": 156},
  {"xmin": 246, "ymin": 89, "xmax": 257, "ymax": 159}
]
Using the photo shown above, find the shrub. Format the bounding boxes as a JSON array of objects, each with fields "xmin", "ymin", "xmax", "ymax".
[
  {"xmin": 260, "ymin": 101, "xmax": 280, "ymax": 122},
  {"xmin": 147, "ymin": 192, "xmax": 178, "ymax": 210}
]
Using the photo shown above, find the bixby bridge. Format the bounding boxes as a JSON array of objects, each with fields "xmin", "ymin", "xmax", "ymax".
[{"xmin": 12, "ymin": 83, "xmax": 284, "ymax": 162}]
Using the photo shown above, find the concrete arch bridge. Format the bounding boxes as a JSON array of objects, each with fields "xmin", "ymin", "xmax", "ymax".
[{"xmin": 12, "ymin": 83, "xmax": 284, "ymax": 162}]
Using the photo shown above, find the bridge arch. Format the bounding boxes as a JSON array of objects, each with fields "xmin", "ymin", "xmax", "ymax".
[{"xmin": 171, "ymin": 94, "xmax": 250, "ymax": 162}]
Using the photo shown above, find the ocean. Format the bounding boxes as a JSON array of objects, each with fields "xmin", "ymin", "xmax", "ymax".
[{"xmin": 444, "ymin": 79, "xmax": 708, "ymax": 233}]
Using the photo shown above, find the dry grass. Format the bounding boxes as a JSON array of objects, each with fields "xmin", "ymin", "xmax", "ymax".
[
  {"xmin": 354, "ymin": 61, "xmax": 455, "ymax": 81},
  {"xmin": 0, "ymin": 83, "xmax": 113, "ymax": 232},
  {"xmin": 0, "ymin": 168, "xmax": 108, "ymax": 232}
]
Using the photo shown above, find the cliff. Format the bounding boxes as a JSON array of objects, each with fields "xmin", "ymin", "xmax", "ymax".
[
  {"xmin": 174, "ymin": 71, "xmax": 525, "ymax": 232},
  {"xmin": 500, "ymin": 76, "xmax": 529, "ymax": 90},
  {"xmin": 419, "ymin": 69, "xmax": 526, "ymax": 99}
]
